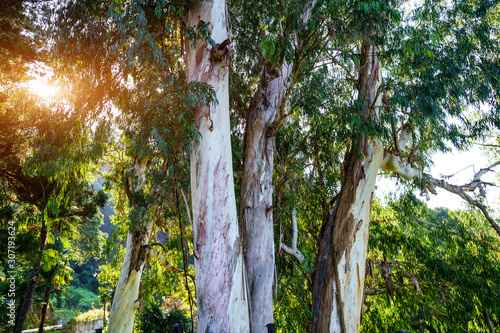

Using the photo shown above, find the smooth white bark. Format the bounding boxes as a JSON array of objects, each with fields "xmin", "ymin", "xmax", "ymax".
[
  {"xmin": 314, "ymin": 44, "xmax": 384, "ymax": 333},
  {"xmin": 329, "ymin": 140, "xmax": 385, "ymax": 332},
  {"xmin": 108, "ymin": 161, "xmax": 151, "ymax": 333},
  {"xmin": 280, "ymin": 209, "xmax": 305, "ymax": 263},
  {"xmin": 186, "ymin": 1, "xmax": 250, "ymax": 331}
]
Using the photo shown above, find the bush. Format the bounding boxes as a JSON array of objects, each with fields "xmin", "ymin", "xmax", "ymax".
[
  {"xmin": 136, "ymin": 302, "xmax": 192, "ymax": 333},
  {"xmin": 74, "ymin": 308, "xmax": 104, "ymax": 322},
  {"xmin": 66, "ymin": 293, "xmax": 83, "ymax": 309}
]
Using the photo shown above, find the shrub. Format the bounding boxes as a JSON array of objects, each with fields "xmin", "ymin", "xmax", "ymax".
[{"xmin": 136, "ymin": 302, "xmax": 192, "ymax": 333}]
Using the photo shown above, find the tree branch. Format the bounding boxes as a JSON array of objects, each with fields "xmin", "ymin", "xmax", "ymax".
[
  {"xmin": 280, "ymin": 209, "xmax": 305, "ymax": 263},
  {"xmin": 381, "ymin": 152, "xmax": 500, "ymax": 238},
  {"xmin": 410, "ymin": 217, "xmax": 459, "ymax": 235},
  {"xmin": 482, "ymin": 303, "xmax": 496, "ymax": 333},
  {"xmin": 365, "ymin": 282, "xmax": 448, "ymax": 296},
  {"xmin": 148, "ymin": 247, "xmax": 182, "ymax": 273}
]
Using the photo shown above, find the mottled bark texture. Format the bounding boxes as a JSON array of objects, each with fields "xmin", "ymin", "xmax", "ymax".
[
  {"xmin": 239, "ymin": 60, "xmax": 293, "ymax": 331},
  {"xmin": 312, "ymin": 44, "xmax": 384, "ymax": 333},
  {"xmin": 186, "ymin": 1, "xmax": 250, "ymax": 331}
]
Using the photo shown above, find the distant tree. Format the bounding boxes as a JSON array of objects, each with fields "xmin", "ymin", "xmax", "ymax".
[
  {"xmin": 363, "ymin": 195, "xmax": 500, "ymax": 332},
  {"xmin": 0, "ymin": 2, "xmax": 108, "ymax": 331}
]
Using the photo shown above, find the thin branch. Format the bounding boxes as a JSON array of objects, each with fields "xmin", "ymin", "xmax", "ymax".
[
  {"xmin": 465, "ymin": 161, "xmax": 500, "ymax": 190},
  {"xmin": 428, "ymin": 178, "xmax": 500, "ymax": 238},
  {"xmin": 474, "ymin": 142, "xmax": 500, "ymax": 149},
  {"xmin": 179, "ymin": 188, "xmax": 198, "ymax": 260},
  {"xmin": 148, "ymin": 247, "xmax": 182, "ymax": 272},
  {"xmin": 364, "ymin": 282, "xmax": 449, "ymax": 296},
  {"xmin": 410, "ymin": 217, "xmax": 459, "ymax": 235},
  {"xmin": 482, "ymin": 303, "xmax": 496, "ymax": 333},
  {"xmin": 280, "ymin": 209, "xmax": 305, "ymax": 263}
]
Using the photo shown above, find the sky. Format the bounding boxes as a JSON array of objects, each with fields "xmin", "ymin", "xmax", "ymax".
[
  {"xmin": 27, "ymin": 73, "xmax": 500, "ymax": 215},
  {"xmin": 376, "ymin": 145, "xmax": 500, "ymax": 212}
]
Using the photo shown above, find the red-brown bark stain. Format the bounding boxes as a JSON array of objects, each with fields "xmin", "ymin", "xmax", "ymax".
[
  {"xmin": 195, "ymin": 41, "xmax": 208, "ymax": 68},
  {"xmin": 357, "ymin": 263, "xmax": 361, "ymax": 293},
  {"xmin": 196, "ymin": 164, "xmax": 209, "ymax": 253},
  {"xmin": 313, "ymin": 43, "xmax": 381, "ymax": 333}
]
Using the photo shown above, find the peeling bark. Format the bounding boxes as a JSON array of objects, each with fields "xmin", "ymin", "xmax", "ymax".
[
  {"xmin": 313, "ymin": 44, "xmax": 384, "ymax": 333},
  {"xmin": 315, "ymin": 137, "xmax": 385, "ymax": 333},
  {"xmin": 186, "ymin": 1, "xmax": 250, "ymax": 331},
  {"xmin": 239, "ymin": 60, "xmax": 291, "ymax": 331},
  {"xmin": 239, "ymin": 2, "xmax": 317, "ymax": 329}
]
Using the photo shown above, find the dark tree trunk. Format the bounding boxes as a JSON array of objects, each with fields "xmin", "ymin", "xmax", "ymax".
[
  {"xmin": 311, "ymin": 43, "xmax": 383, "ymax": 332},
  {"xmin": 38, "ymin": 286, "xmax": 52, "ymax": 333},
  {"xmin": 311, "ymin": 197, "xmax": 338, "ymax": 333},
  {"xmin": 14, "ymin": 220, "xmax": 48, "ymax": 333}
]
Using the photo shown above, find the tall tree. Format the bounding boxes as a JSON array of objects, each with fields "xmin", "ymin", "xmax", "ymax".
[
  {"xmin": 50, "ymin": 1, "xmax": 198, "ymax": 330},
  {"xmin": 107, "ymin": 160, "xmax": 150, "ymax": 333},
  {"xmin": 185, "ymin": 0, "xmax": 251, "ymax": 331},
  {"xmin": 311, "ymin": 0, "xmax": 500, "ymax": 331},
  {"xmin": 229, "ymin": 0, "xmax": 324, "ymax": 327}
]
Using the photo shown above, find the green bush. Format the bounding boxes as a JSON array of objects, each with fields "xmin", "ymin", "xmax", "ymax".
[
  {"xmin": 136, "ymin": 302, "xmax": 192, "ymax": 333},
  {"xmin": 66, "ymin": 293, "xmax": 83, "ymax": 309}
]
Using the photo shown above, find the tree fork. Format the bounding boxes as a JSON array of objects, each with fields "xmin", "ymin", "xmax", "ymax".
[{"xmin": 239, "ymin": 1, "xmax": 318, "ymax": 329}]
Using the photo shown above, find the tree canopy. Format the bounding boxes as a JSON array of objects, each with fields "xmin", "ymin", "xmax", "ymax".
[{"xmin": 1, "ymin": 0, "xmax": 500, "ymax": 332}]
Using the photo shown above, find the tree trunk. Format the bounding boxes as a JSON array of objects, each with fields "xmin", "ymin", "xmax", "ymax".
[
  {"xmin": 239, "ymin": 60, "xmax": 293, "ymax": 331},
  {"xmin": 108, "ymin": 161, "xmax": 152, "ymax": 333},
  {"xmin": 185, "ymin": 1, "xmax": 250, "ymax": 331},
  {"xmin": 314, "ymin": 137, "xmax": 385, "ymax": 332},
  {"xmin": 38, "ymin": 286, "xmax": 52, "ymax": 333},
  {"xmin": 13, "ymin": 220, "xmax": 48, "ymax": 333},
  {"xmin": 312, "ymin": 43, "xmax": 383, "ymax": 333},
  {"xmin": 482, "ymin": 306, "xmax": 496, "ymax": 333},
  {"xmin": 239, "ymin": 2, "xmax": 317, "ymax": 328}
]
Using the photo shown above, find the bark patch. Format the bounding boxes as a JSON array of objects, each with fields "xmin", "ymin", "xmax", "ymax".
[{"xmin": 199, "ymin": 156, "xmax": 236, "ymax": 331}]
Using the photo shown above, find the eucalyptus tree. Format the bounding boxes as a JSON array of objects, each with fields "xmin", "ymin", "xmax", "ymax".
[
  {"xmin": 51, "ymin": 0, "xmax": 250, "ymax": 330},
  {"xmin": 307, "ymin": 0, "xmax": 500, "ymax": 331},
  {"xmin": 228, "ymin": 0, "xmax": 334, "ymax": 327},
  {"xmin": 184, "ymin": 0, "xmax": 252, "ymax": 330}
]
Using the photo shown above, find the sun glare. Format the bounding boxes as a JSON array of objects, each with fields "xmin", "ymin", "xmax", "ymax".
[{"xmin": 27, "ymin": 79, "xmax": 59, "ymax": 100}]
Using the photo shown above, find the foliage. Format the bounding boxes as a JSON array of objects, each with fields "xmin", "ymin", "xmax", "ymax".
[
  {"xmin": 362, "ymin": 194, "xmax": 500, "ymax": 332},
  {"xmin": 136, "ymin": 302, "xmax": 192, "ymax": 333},
  {"xmin": 2, "ymin": 0, "xmax": 500, "ymax": 331},
  {"xmin": 74, "ymin": 307, "xmax": 104, "ymax": 322},
  {"xmin": 63, "ymin": 286, "xmax": 100, "ymax": 312},
  {"xmin": 70, "ymin": 258, "xmax": 101, "ymax": 293}
]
